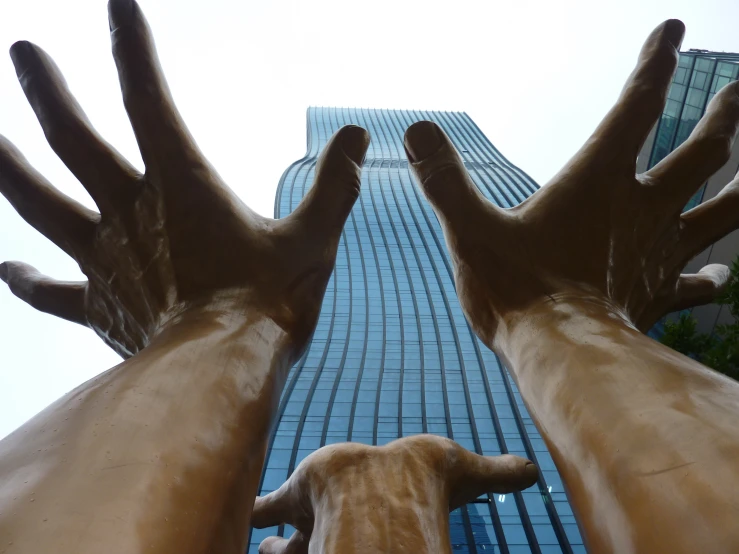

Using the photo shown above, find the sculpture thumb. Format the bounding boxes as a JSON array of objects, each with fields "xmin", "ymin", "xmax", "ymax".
[
  {"xmin": 293, "ymin": 124, "xmax": 369, "ymax": 235},
  {"xmin": 0, "ymin": 260, "xmax": 87, "ymax": 325},
  {"xmin": 404, "ymin": 120, "xmax": 491, "ymax": 226}
]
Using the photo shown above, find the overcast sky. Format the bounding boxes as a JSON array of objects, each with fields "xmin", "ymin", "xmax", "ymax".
[{"xmin": 1, "ymin": 0, "xmax": 738, "ymax": 439}]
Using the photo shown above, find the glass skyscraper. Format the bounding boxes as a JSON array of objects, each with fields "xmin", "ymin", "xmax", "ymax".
[
  {"xmin": 643, "ymin": 50, "xmax": 739, "ymax": 211},
  {"xmin": 248, "ymin": 108, "xmax": 585, "ymax": 554},
  {"xmin": 638, "ymin": 50, "xmax": 739, "ymax": 338}
]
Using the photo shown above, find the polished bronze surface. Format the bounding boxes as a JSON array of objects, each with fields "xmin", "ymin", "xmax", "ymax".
[
  {"xmin": 0, "ymin": 0, "xmax": 368, "ymax": 552},
  {"xmin": 404, "ymin": 20, "xmax": 739, "ymax": 554},
  {"xmin": 252, "ymin": 435, "xmax": 537, "ymax": 554}
]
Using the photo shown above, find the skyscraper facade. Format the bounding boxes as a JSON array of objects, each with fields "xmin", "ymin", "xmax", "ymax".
[
  {"xmin": 248, "ymin": 108, "xmax": 586, "ymax": 554},
  {"xmin": 638, "ymin": 50, "xmax": 739, "ymax": 336}
]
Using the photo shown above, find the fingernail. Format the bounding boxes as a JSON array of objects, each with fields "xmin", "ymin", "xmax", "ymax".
[
  {"xmin": 9, "ymin": 41, "xmax": 38, "ymax": 72},
  {"xmin": 524, "ymin": 461, "xmax": 538, "ymax": 480},
  {"xmin": 108, "ymin": 0, "xmax": 135, "ymax": 30},
  {"xmin": 404, "ymin": 121, "xmax": 442, "ymax": 163},
  {"xmin": 339, "ymin": 125, "xmax": 369, "ymax": 166},
  {"xmin": 0, "ymin": 262, "xmax": 8, "ymax": 283},
  {"xmin": 664, "ymin": 19, "xmax": 685, "ymax": 50}
]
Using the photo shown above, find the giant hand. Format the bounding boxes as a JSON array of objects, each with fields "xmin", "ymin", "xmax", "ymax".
[
  {"xmin": 251, "ymin": 435, "xmax": 537, "ymax": 554},
  {"xmin": 403, "ymin": 20, "xmax": 739, "ymax": 554},
  {"xmin": 404, "ymin": 20, "xmax": 738, "ymax": 344},
  {"xmin": 0, "ymin": 2, "xmax": 368, "ymax": 552},
  {"xmin": 0, "ymin": 0, "xmax": 368, "ymax": 360}
]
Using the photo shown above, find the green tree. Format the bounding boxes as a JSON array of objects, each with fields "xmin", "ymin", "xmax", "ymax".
[
  {"xmin": 660, "ymin": 257, "xmax": 739, "ymax": 380},
  {"xmin": 661, "ymin": 312, "xmax": 716, "ymax": 361}
]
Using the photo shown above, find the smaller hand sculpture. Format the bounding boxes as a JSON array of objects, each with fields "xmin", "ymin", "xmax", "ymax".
[
  {"xmin": 0, "ymin": 0, "xmax": 369, "ymax": 360},
  {"xmin": 251, "ymin": 435, "xmax": 537, "ymax": 554},
  {"xmin": 403, "ymin": 19, "xmax": 739, "ymax": 343}
]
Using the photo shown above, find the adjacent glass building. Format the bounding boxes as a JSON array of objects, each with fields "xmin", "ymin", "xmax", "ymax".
[
  {"xmin": 644, "ymin": 50, "xmax": 739, "ymax": 211},
  {"xmin": 639, "ymin": 50, "xmax": 739, "ymax": 338},
  {"xmin": 248, "ymin": 108, "xmax": 586, "ymax": 553}
]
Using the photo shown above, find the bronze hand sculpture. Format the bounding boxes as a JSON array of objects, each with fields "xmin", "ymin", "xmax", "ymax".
[
  {"xmin": 251, "ymin": 435, "xmax": 538, "ymax": 554},
  {"xmin": 0, "ymin": 1, "xmax": 368, "ymax": 552},
  {"xmin": 404, "ymin": 20, "xmax": 739, "ymax": 554}
]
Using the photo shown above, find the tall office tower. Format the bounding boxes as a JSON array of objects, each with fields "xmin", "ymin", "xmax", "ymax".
[
  {"xmin": 638, "ymin": 50, "xmax": 739, "ymax": 335},
  {"xmin": 248, "ymin": 108, "xmax": 585, "ymax": 554}
]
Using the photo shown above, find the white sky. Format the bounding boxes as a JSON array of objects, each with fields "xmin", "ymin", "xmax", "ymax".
[{"xmin": 1, "ymin": 0, "xmax": 738, "ymax": 439}]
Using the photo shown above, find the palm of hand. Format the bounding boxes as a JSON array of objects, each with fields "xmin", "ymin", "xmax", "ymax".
[
  {"xmin": 404, "ymin": 20, "xmax": 739, "ymax": 343},
  {"xmin": 0, "ymin": 0, "xmax": 368, "ymax": 358}
]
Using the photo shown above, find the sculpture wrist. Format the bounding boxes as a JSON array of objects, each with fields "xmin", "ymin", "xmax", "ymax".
[
  {"xmin": 122, "ymin": 288, "xmax": 297, "ymax": 359},
  {"xmin": 493, "ymin": 290, "xmax": 635, "ymax": 360}
]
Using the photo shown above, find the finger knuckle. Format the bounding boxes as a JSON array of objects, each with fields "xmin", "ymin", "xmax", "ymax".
[
  {"xmin": 705, "ymin": 134, "xmax": 734, "ymax": 167},
  {"xmin": 624, "ymin": 81, "xmax": 665, "ymax": 115}
]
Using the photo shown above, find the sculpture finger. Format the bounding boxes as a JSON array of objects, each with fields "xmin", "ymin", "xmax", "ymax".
[
  {"xmin": 647, "ymin": 81, "xmax": 739, "ymax": 211},
  {"xmin": 664, "ymin": 265, "xmax": 731, "ymax": 314},
  {"xmin": 466, "ymin": 453, "xmax": 538, "ymax": 493},
  {"xmin": 108, "ymin": 0, "xmax": 205, "ymax": 176},
  {"xmin": 251, "ymin": 488, "xmax": 294, "ymax": 528},
  {"xmin": 579, "ymin": 20, "xmax": 683, "ymax": 168},
  {"xmin": 450, "ymin": 451, "xmax": 538, "ymax": 510},
  {"xmin": 9, "ymin": 41, "xmax": 140, "ymax": 213},
  {"xmin": 0, "ymin": 261, "xmax": 87, "ymax": 325},
  {"xmin": 678, "ymin": 173, "xmax": 739, "ymax": 262},
  {"xmin": 0, "ymin": 135, "xmax": 98, "ymax": 257},
  {"xmin": 404, "ymin": 120, "xmax": 494, "ymax": 230},
  {"xmin": 258, "ymin": 532, "xmax": 309, "ymax": 554},
  {"xmin": 289, "ymin": 125, "xmax": 369, "ymax": 241}
]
